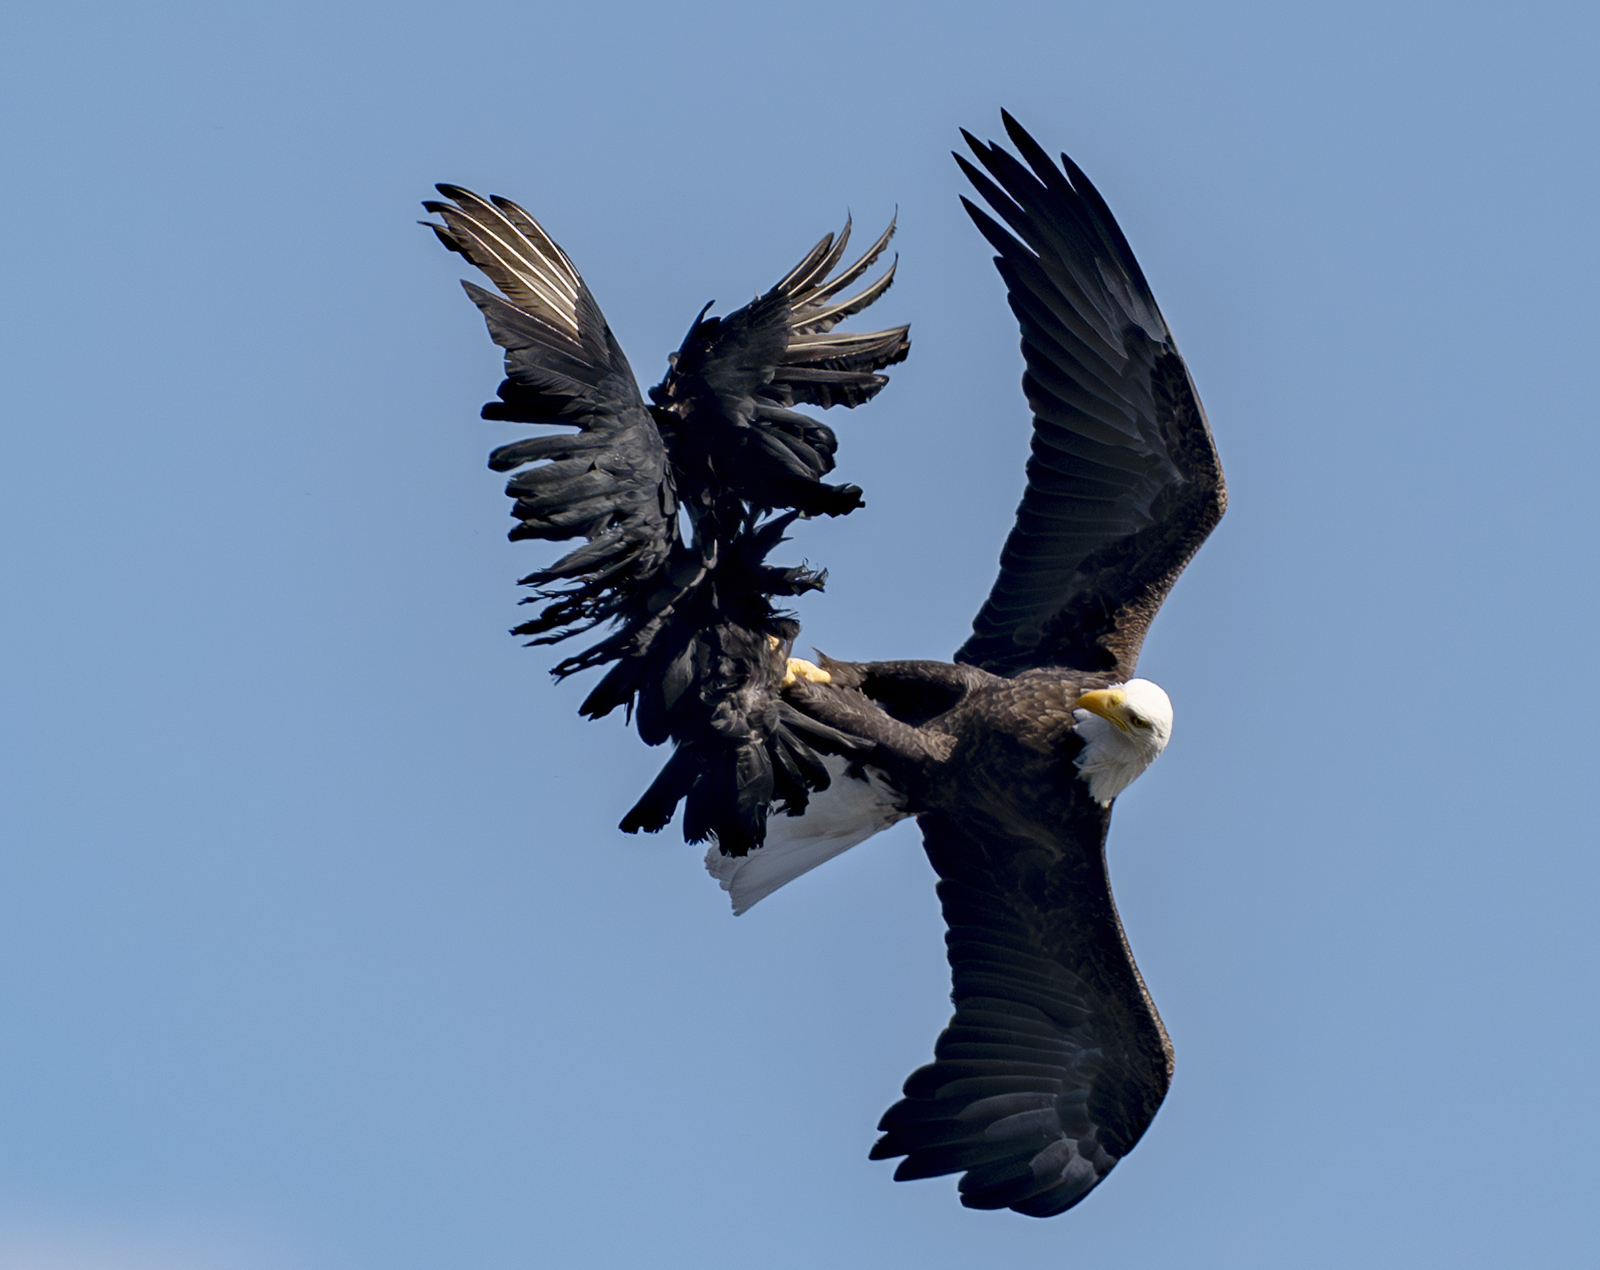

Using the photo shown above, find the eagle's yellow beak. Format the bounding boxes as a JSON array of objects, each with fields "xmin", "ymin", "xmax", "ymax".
[{"xmin": 1074, "ymin": 687, "xmax": 1133, "ymax": 734}]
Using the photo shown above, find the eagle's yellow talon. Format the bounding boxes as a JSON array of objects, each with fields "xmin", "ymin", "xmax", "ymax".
[{"xmin": 782, "ymin": 657, "xmax": 832, "ymax": 688}]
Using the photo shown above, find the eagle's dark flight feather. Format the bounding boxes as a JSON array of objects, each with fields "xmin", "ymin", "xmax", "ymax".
[{"xmin": 953, "ymin": 113, "xmax": 1225, "ymax": 679}]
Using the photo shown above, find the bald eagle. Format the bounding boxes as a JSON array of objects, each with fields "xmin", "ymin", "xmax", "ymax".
[{"xmin": 424, "ymin": 113, "xmax": 1225, "ymax": 1217}]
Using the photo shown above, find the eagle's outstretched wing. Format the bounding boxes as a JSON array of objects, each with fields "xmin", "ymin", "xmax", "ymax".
[
  {"xmin": 952, "ymin": 115, "xmax": 1225, "ymax": 680},
  {"xmin": 424, "ymin": 190, "xmax": 906, "ymax": 853},
  {"xmin": 872, "ymin": 810, "xmax": 1172, "ymax": 1217}
]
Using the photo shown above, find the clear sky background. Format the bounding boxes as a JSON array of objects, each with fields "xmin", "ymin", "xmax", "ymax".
[{"xmin": 3, "ymin": 1, "xmax": 1598, "ymax": 1267}]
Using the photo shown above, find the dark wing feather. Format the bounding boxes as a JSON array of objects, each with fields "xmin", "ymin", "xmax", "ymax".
[
  {"xmin": 872, "ymin": 811, "xmax": 1172, "ymax": 1217},
  {"xmin": 953, "ymin": 115, "xmax": 1225, "ymax": 679},
  {"xmin": 423, "ymin": 187, "xmax": 676, "ymax": 636},
  {"xmin": 650, "ymin": 216, "xmax": 911, "ymax": 517}
]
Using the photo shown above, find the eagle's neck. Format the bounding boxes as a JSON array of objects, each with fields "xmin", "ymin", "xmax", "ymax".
[{"xmin": 1072, "ymin": 711, "xmax": 1167, "ymax": 806}]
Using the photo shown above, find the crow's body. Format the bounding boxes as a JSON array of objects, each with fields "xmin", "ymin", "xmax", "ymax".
[{"xmin": 425, "ymin": 114, "xmax": 1225, "ymax": 1216}]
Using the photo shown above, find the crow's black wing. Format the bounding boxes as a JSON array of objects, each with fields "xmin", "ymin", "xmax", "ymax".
[
  {"xmin": 651, "ymin": 217, "xmax": 910, "ymax": 519},
  {"xmin": 873, "ymin": 809, "xmax": 1172, "ymax": 1217},
  {"xmin": 424, "ymin": 187, "xmax": 677, "ymax": 643},
  {"xmin": 952, "ymin": 117, "xmax": 1225, "ymax": 680}
]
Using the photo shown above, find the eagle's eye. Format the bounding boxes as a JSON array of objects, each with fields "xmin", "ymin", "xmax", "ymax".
[{"xmin": 1129, "ymin": 715, "xmax": 1150, "ymax": 730}]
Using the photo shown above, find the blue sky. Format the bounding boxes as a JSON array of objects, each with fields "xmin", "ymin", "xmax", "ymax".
[{"xmin": 3, "ymin": 1, "xmax": 1598, "ymax": 1266}]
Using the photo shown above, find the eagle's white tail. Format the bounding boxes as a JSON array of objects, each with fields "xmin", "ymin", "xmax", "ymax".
[{"xmin": 705, "ymin": 755, "xmax": 908, "ymax": 914}]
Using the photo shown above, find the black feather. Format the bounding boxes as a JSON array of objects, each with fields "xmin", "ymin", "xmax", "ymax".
[
  {"xmin": 950, "ymin": 119, "xmax": 1225, "ymax": 678},
  {"xmin": 427, "ymin": 186, "xmax": 906, "ymax": 853}
]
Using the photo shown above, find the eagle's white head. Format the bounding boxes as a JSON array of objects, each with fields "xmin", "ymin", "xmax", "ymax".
[{"xmin": 1072, "ymin": 679, "xmax": 1173, "ymax": 806}]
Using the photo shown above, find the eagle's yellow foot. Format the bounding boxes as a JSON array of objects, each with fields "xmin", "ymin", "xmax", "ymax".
[{"xmin": 782, "ymin": 657, "xmax": 832, "ymax": 688}]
